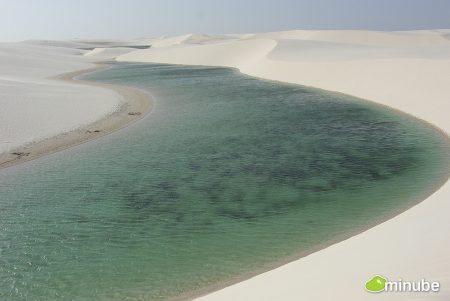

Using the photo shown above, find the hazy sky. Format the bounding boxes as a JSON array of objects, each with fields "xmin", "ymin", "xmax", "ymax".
[{"xmin": 1, "ymin": 0, "xmax": 450, "ymax": 41}]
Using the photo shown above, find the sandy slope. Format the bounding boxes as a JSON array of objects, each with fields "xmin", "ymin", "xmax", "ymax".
[
  {"xmin": 0, "ymin": 41, "xmax": 123, "ymax": 155},
  {"xmin": 116, "ymin": 30, "xmax": 450, "ymax": 300},
  {"xmin": 83, "ymin": 47, "xmax": 136, "ymax": 59}
]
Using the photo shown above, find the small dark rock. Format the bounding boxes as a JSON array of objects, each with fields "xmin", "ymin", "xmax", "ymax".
[
  {"xmin": 128, "ymin": 112, "xmax": 142, "ymax": 116},
  {"xmin": 12, "ymin": 152, "xmax": 30, "ymax": 157}
]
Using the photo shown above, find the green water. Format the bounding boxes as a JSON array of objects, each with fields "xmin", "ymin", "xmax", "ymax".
[{"xmin": 0, "ymin": 63, "xmax": 448, "ymax": 301}]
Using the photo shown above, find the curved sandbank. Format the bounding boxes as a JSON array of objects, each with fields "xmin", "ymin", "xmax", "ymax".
[
  {"xmin": 0, "ymin": 64, "xmax": 152, "ymax": 169},
  {"xmin": 116, "ymin": 30, "xmax": 450, "ymax": 300},
  {"xmin": 0, "ymin": 42, "xmax": 120, "ymax": 155},
  {"xmin": 0, "ymin": 42, "xmax": 152, "ymax": 170}
]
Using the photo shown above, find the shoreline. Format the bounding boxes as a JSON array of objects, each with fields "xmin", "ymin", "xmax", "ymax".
[
  {"xmin": 191, "ymin": 182, "xmax": 450, "ymax": 300},
  {"xmin": 0, "ymin": 63, "xmax": 153, "ymax": 170}
]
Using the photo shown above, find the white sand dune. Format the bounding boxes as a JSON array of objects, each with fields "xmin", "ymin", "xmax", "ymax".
[
  {"xmin": 83, "ymin": 47, "xmax": 137, "ymax": 60},
  {"xmin": 0, "ymin": 42, "xmax": 122, "ymax": 154},
  {"xmin": 145, "ymin": 33, "xmax": 241, "ymax": 49},
  {"xmin": 116, "ymin": 30, "xmax": 450, "ymax": 300},
  {"xmin": 119, "ymin": 38, "xmax": 277, "ymax": 69}
]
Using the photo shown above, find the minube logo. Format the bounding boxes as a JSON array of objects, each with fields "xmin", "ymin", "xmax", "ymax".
[
  {"xmin": 366, "ymin": 275, "xmax": 387, "ymax": 292},
  {"xmin": 365, "ymin": 275, "xmax": 440, "ymax": 293}
]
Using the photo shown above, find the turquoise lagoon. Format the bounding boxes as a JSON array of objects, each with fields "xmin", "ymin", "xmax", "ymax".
[{"xmin": 0, "ymin": 63, "xmax": 448, "ymax": 300}]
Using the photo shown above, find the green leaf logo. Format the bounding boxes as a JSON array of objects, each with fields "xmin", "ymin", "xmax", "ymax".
[{"xmin": 365, "ymin": 275, "xmax": 387, "ymax": 293}]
